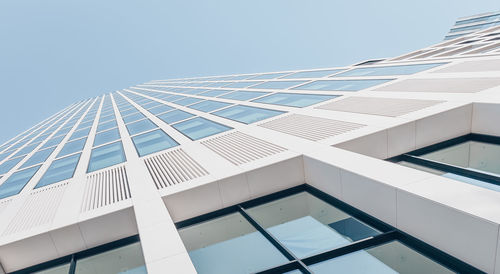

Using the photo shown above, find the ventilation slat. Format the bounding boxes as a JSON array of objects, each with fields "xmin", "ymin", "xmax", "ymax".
[
  {"xmin": 81, "ymin": 165, "xmax": 131, "ymax": 212},
  {"xmin": 144, "ymin": 148, "xmax": 208, "ymax": 189}
]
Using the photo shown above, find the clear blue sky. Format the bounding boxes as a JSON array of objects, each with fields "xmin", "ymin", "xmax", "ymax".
[{"xmin": 0, "ymin": 0, "xmax": 498, "ymax": 144}]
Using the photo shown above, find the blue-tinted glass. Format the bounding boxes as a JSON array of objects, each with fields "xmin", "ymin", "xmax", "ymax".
[
  {"xmin": 132, "ymin": 129, "xmax": 178, "ymax": 157},
  {"xmin": 97, "ymin": 120, "xmax": 117, "ymax": 132},
  {"xmin": 199, "ymin": 90, "xmax": 233, "ymax": 97},
  {"xmin": 126, "ymin": 119, "xmax": 157, "ymax": 135},
  {"xmin": 143, "ymin": 101, "xmax": 162, "ymax": 108},
  {"xmin": 122, "ymin": 112, "xmax": 145, "ymax": 124},
  {"xmin": 87, "ymin": 142, "xmax": 126, "ymax": 172},
  {"xmin": 0, "ymin": 157, "xmax": 24, "ymax": 174},
  {"xmin": 0, "ymin": 166, "xmax": 40, "ymax": 199},
  {"xmin": 119, "ymin": 108, "xmax": 137, "ymax": 117},
  {"xmin": 56, "ymin": 126, "xmax": 73, "ymax": 136},
  {"xmin": 251, "ymin": 81, "xmax": 306, "ymax": 89},
  {"xmin": 213, "ymin": 105, "xmax": 284, "ymax": 124},
  {"xmin": 188, "ymin": 101, "xmax": 232, "ymax": 112},
  {"xmin": 36, "ymin": 153, "xmax": 81, "ymax": 188},
  {"xmin": 253, "ymin": 93, "xmax": 338, "ymax": 107},
  {"xmin": 293, "ymin": 79, "xmax": 393, "ymax": 91},
  {"xmin": 57, "ymin": 138, "xmax": 87, "ymax": 157},
  {"xmin": 93, "ymin": 128, "xmax": 120, "ymax": 147},
  {"xmin": 148, "ymin": 104, "xmax": 174, "ymax": 115},
  {"xmin": 223, "ymin": 81, "xmax": 263, "ymax": 88},
  {"xmin": 41, "ymin": 135, "xmax": 65, "ymax": 149},
  {"xmin": 219, "ymin": 91, "xmax": 269, "ymax": 101},
  {"xmin": 32, "ymin": 133, "xmax": 50, "ymax": 144},
  {"xmin": 166, "ymin": 95, "xmax": 186, "ymax": 102},
  {"xmin": 12, "ymin": 143, "xmax": 40, "ymax": 157},
  {"xmin": 157, "ymin": 110, "xmax": 195, "ymax": 124},
  {"xmin": 77, "ymin": 120, "xmax": 94, "ymax": 130},
  {"xmin": 335, "ymin": 63, "xmax": 446, "ymax": 77},
  {"xmin": 248, "ymin": 72, "xmax": 291, "ymax": 80},
  {"xmin": 174, "ymin": 97, "xmax": 204, "ymax": 106},
  {"xmin": 172, "ymin": 117, "xmax": 232, "ymax": 140},
  {"xmin": 20, "ymin": 147, "xmax": 56, "ymax": 168},
  {"xmin": 70, "ymin": 127, "xmax": 91, "ymax": 140},
  {"xmin": 0, "ymin": 153, "xmax": 10, "ymax": 162},
  {"xmin": 281, "ymin": 69, "xmax": 344, "ymax": 79}
]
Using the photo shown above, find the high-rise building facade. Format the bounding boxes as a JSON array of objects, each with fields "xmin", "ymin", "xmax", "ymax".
[
  {"xmin": 444, "ymin": 10, "xmax": 500, "ymax": 40},
  {"xmin": 0, "ymin": 18, "xmax": 500, "ymax": 274}
]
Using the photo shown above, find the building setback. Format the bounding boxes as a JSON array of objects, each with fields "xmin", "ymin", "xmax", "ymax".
[{"xmin": 0, "ymin": 19, "xmax": 500, "ymax": 274}]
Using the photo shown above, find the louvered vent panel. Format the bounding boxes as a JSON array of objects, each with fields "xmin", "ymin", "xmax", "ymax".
[
  {"xmin": 3, "ymin": 182, "xmax": 68, "ymax": 235},
  {"xmin": 201, "ymin": 132, "xmax": 287, "ymax": 165},
  {"xmin": 317, "ymin": 97, "xmax": 443, "ymax": 117},
  {"xmin": 81, "ymin": 165, "xmax": 131, "ymax": 212},
  {"xmin": 144, "ymin": 148, "xmax": 208, "ymax": 189},
  {"xmin": 259, "ymin": 114, "xmax": 365, "ymax": 141}
]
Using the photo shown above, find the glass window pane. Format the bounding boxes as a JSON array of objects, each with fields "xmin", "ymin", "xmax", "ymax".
[
  {"xmin": 157, "ymin": 110, "xmax": 195, "ymax": 124},
  {"xmin": 13, "ymin": 143, "xmax": 39, "ymax": 158},
  {"xmin": 213, "ymin": 105, "xmax": 284, "ymax": 124},
  {"xmin": 41, "ymin": 135, "xmax": 65, "ymax": 149},
  {"xmin": 309, "ymin": 241, "xmax": 453, "ymax": 274},
  {"xmin": 36, "ymin": 153, "xmax": 81, "ymax": 188},
  {"xmin": 20, "ymin": 147, "xmax": 56, "ymax": 169},
  {"xmin": 248, "ymin": 72, "xmax": 291, "ymax": 80},
  {"xmin": 126, "ymin": 119, "xmax": 157, "ymax": 136},
  {"xmin": 0, "ymin": 165, "xmax": 40, "ymax": 199},
  {"xmin": 87, "ymin": 142, "xmax": 126, "ymax": 173},
  {"xmin": 77, "ymin": 120, "xmax": 94, "ymax": 130},
  {"xmin": 70, "ymin": 127, "xmax": 91, "ymax": 141},
  {"xmin": 223, "ymin": 81, "xmax": 263, "ymax": 88},
  {"xmin": 188, "ymin": 100, "xmax": 232, "ymax": 112},
  {"xmin": 336, "ymin": 63, "xmax": 446, "ymax": 77},
  {"xmin": 281, "ymin": 69, "xmax": 344, "ymax": 79},
  {"xmin": 0, "ymin": 157, "xmax": 24, "ymax": 175},
  {"xmin": 251, "ymin": 81, "xmax": 306, "ymax": 89},
  {"xmin": 178, "ymin": 212, "xmax": 289, "ymax": 274},
  {"xmin": 97, "ymin": 120, "xmax": 117, "ymax": 132},
  {"xmin": 293, "ymin": 79, "xmax": 393, "ymax": 91},
  {"xmin": 148, "ymin": 104, "xmax": 174, "ymax": 115},
  {"xmin": 246, "ymin": 192, "xmax": 380, "ymax": 258},
  {"xmin": 132, "ymin": 129, "xmax": 178, "ymax": 157},
  {"xmin": 93, "ymin": 128, "xmax": 120, "ymax": 147},
  {"xmin": 420, "ymin": 141, "xmax": 500, "ymax": 176},
  {"xmin": 57, "ymin": 138, "xmax": 86, "ymax": 158},
  {"xmin": 119, "ymin": 108, "xmax": 138, "ymax": 117},
  {"xmin": 165, "ymin": 95, "xmax": 186, "ymax": 102},
  {"xmin": 253, "ymin": 93, "xmax": 338, "ymax": 107},
  {"xmin": 172, "ymin": 117, "xmax": 232, "ymax": 140},
  {"xmin": 74, "ymin": 242, "xmax": 146, "ymax": 274},
  {"xmin": 122, "ymin": 112, "xmax": 145, "ymax": 124},
  {"xmin": 174, "ymin": 97, "xmax": 204, "ymax": 106},
  {"xmin": 199, "ymin": 89, "xmax": 233, "ymax": 97},
  {"xmin": 219, "ymin": 91, "xmax": 269, "ymax": 101}
]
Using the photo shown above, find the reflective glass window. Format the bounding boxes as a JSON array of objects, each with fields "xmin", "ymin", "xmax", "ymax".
[
  {"xmin": 178, "ymin": 212, "xmax": 289, "ymax": 274},
  {"xmin": 70, "ymin": 127, "xmax": 92, "ymax": 141},
  {"xmin": 174, "ymin": 97, "xmax": 204, "ymax": 106},
  {"xmin": 41, "ymin": 135, "xmax": 65, "ymax": 149},
  {"xmin": 0, "ymin": 157, "xmax": 24, "ymax": 174},
  {"xmin": 119, "ymin": 108, "xmax": 138, "ymax": 117},
  {"xmin": 172, "ymin": 117, "xmax": 232, "ymax": 140},
  {"xmin": 213, "ymin": 105, "xmax": 284, "ymax": 124},
  {"xmin": 247, "ymin": 192, "xmax": 380, "ymax": 258},
  {"xmin": 310, "ymin": 241, "xmax": 453, "ymax": 274},
  {"xmin": 94, "ymin": 128, "xmax": 120, "ymax": 147},
  {"xmin": 0, "ymin": 165, "xmax": 40, "ymax": 199},
  {"xmin": 97, "ymin": 120, "xmax": 117, "ymax": 132},
  {"xmin": 132, "ymin": 129, "xmax": 178, "ymax": 157},
  {"xmin": 199, "ymin": 90, "xmax": 233, "ymax": 97},
  {"xmin": 293, "ymin": 79, "xmax": 393, "ymax": 91},
  {"xmin": 122, "ymin": 112, "xmax": 145, "ymax": 124},
  {"xmin": 87, "ymin": 142, "xmax": 126, "ymax": 172},
  {"xmin": 157, "ymin": 110, "xmax": 194, "ymax": 124},
  {"xmin": 335, "ymin": 63, "xmax": 446, "ymax": 77},
  {"xmin": 148, "ymin": 104, "xmax": 174, "ymax": 115},
  {"xmin": 20, "ymin": 147, "xmax": 56, "ymax": 168},
  {"xmin": 253, "ymin": 93, "xmax": 338, "ymax": 107},
  {"xmin": 248, "ymin": 72, "xmax": 291, "ymax": 80},
  {"xmin": 251, "ymin": 81, "xmax": 306, "ymax": 89},
  {"xmin": 57, "ymin": 138, "xmax": 86, "ymax": 157},
  {"xmin": 188, "ymin": 100, "xmax": 232, "ymax": 112},
  {"xmin": 36, "ymin": 153, "xmax": 81, "ymax": 188},
  {"xmin": 77, "ymin": 120, "xmax": 94, "ymax": 130},
  {"xmin": 281, "ymin": 69, "xmax": 344, "ymax": 79},
  {"xmin": 126, "ymin": 119, "xmax": 157, "ymax": 136},
  {"xmin": 219, "ymin": 91, "xmax": 269, "ymax": 101},
  {"xmin": 223, "ymin": 81, "xmax": 263, "ymax": 88},
  {"xmin": 12, "ymin": 142, "xmax": 40, "ymax": 158}
]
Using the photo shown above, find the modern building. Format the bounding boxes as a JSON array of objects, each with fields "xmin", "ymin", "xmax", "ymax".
[
  {"xmin": 0, "ymin": 17, "xmax": 499, "ymax": 274},
  {"xmin": 444, "ymin": 10, "xmax": 500, "ymax": 40}
]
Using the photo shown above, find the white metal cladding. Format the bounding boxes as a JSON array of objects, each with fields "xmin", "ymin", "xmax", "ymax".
[
  {"xmin": 2, "ymin": 182, "xmax": 68, "ymax": 236},
  {"xmin": 374, "ymin": 77, "xmax": 500, "ymax": 93},
  {"xmin": 144, "ymin": 148, "xmax": 208, "ymax": 189},
  {"xmin": 259, "ymin": 114, "xmax": 365, "ymax": 141},
  {"xmin": 201, "ymin": 131, "xmax": 287, "ymax": 165},
  {"xmin": 316, "ymin": 97, "xmax": 444, "ymax": 117},
  {"xmin": 81, "ymin": 165, "xmax": 131, "ymax": 212},
  {"xmin": 0, "ymin": 200, "xmax": 11, "ymax": 215}
]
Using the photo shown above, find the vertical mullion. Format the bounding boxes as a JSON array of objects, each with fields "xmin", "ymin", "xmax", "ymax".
[
  {"xmin": 68, "ymin": 255, "xmax": 76, "ymax": 274},
  {"xmin": 237, "ymin": 205, "xmax": 313, "ymax": 274}
]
